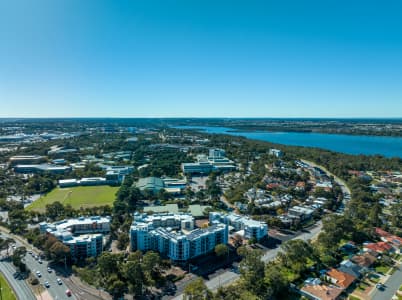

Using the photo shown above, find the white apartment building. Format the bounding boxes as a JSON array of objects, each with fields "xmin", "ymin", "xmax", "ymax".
[
  {"xmin": 209, "ymin": 212, "xmax": 268, "ymax": 241},
  {"xmin": 40, "ymin": 216, "xmax": 110, "ymax": 259},
  {"xmin": 130, "ymin": 212, "xmax": 228, "ymax": 261}
]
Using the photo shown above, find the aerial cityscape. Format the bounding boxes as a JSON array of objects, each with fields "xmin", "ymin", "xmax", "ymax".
[{"xmin": 1, "ymin": 1, "xmax": 401, "ymax": 300}]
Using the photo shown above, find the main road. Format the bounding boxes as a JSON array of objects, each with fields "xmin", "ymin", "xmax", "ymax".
[
  {"xmin": 0, "ymin": 257, "xmax": 36, "ymax": 300},
  {"xmin": 0, "ymin": 229, "xmax": 75, "ymax": 300}
]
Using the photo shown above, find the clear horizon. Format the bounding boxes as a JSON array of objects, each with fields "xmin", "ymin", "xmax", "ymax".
[{"xmin": 1, "ymin": 1, "xmax": 402, "ymax": 118}]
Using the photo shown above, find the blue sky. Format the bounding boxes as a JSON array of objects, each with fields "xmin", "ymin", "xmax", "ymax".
[{"xmin": 1, "ymin": 0, "xmax": 402, "ymax": 117}]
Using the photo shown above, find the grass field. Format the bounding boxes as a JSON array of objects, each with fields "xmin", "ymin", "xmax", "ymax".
[
  {"xmin": 27, "ymin": 186, "xmax": 119, "ymax": 212},
  {"xmin": 0, "ymin": 273, "xmax": 17, "ymax": 300}
]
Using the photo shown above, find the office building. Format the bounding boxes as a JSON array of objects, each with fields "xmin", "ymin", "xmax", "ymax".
[
  {"xmin": 14, "ymin": 164, "xmax": 71, "ymax": 174},
  {"xmin": 9, "ymin": 155, "xmax": 45, "ymax": 166},
  {"xmin": 269, "ymin": 149, "xmax": 283, "ymax": 157},
  {"xmin": 182, "ymin": 149, "xmax": 236, "ymax": 174},
  {"xmin": 134, "ymin": 177, "xmax": 187, "ymax": 194}
]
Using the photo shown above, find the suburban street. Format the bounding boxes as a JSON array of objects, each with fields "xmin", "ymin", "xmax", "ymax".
[
  {"xmin": 301, "ymin": 159, "xmax": 352, "ymax": 197},
  {"xmin": 371, "ymin": 263, "xmax": 402, "ymax": 300}
]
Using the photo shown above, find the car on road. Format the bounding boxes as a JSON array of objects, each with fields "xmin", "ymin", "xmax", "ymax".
[
  {"xmin": 56, "ymin": 278, "xmax": 62, "ymax": 285},
  {"xmin": 36, "ymin": 271, "xmax": 42, "ymax": 277},
  {"xmin": 376, "ymin": 283, "xmax": 385, "ymax": 290},
  {"xmin": 47, "ymin": 267, "xmax": 52, "ymax": 273},
  {"xmin": 44, "ymin": 281, "xmax": 50, "ymax": 288},
  {"xmin": 65, "ymin": 289, "xmax": 72, "ymax": 297}
]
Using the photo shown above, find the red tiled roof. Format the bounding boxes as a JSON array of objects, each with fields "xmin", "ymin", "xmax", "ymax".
[
  {"xmin": 302, "ymin": 284, "xmax": 343, "ymax": 300},
  {"xmin": 365, "ymin": 242, "xmax": 392, "ymax": 253},
  {"xmin": 375, "ymin": 227, "xmax": 391, "ymax": 238},
  {"xmin": 266, "ymin": 183, "xmax": 279, "ymax": 189},
  {"xmin": 326, "ymin": 269, "xmax": 356, "ymax": 289},
  {"xmin": 376, "ymin": 228, "xmax": 402, "ymax": 247}
]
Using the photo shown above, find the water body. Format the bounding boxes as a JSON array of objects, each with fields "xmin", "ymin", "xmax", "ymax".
[{"xmin": 175, "ymin": 126, "xmax": 402, "ymax": 158}]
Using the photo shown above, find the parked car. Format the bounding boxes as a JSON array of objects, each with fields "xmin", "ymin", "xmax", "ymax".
[
  {"xmin": 44, "ymin": 281, "xmax": 50, "ymax": 288},
  {"xmin": 47, "ymin": 267, "xmax": 52, "ymax": 273},
  {"xmin": 65, "ymin": 289, "xmax": 72, "ymax": 297},
  {"xmin": 36, "ymin": 271, "xmax": 41, "ymax": 277},
  {"xmin": 56, "ymin": 278, "xmax": 62, "ymax": 285}
]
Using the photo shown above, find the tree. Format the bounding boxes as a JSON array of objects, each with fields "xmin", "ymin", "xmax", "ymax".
[
  {"xmin": 214, "ymin": 244, "xmax": 229, "ymax": 258},
  {"xmin": 49, "ymin": 241, "xmax": 70, "ymax": 263},
  {"xmin": 317, "ymin": 214, "xmax": 354, "ymax": 251},
  {"xmin": 248, "ymin": 237, "xmax": 257, "ymax": 245},
  {"xmin": 184, "ymin": 278, "xmax": 212, "ymax": 300},
  {"xmin": 142, "ymin": 251, "xmax": 162, "ymax": 285},
  {"xmin": 121, "ymin": 260, "xmax": 143, "ymax": 296},
  {"xmin": 237, "ymin": 247, "xmax": 265, "ymax": 296},
  {"xmin": 106, "ymin": 274, "xmax": 126, "ymax": 300},
  {"xmin": 8, "ymin": 209, "xmax": 28, "ymax": 234},
  {"xmin": 12, "ymin": 246, "xmax": 27, "ymax": 272},
  {"xmin": 264, "ymin": 262, "xmax": 290, "ymax": 298},
  {"xmin": 43, "ymin": 235, "xmax": 58, "ymax": 259},
  {"xmin": 128, "ymin": 187, "xmax": 142, "ymax": 210},
  {"xmin": 45, "ymin": 201, "xmax": 65, "ymax": 220},
  {"xmin": 0, "ymin": 237, "xmax": 15, "ymax": 257},
  {"xmin": 278, "ymin": 239, "xmax": 315, "ymax": 274},
  {"xmin": 390, "ymin": 203, "xmax": 402, "ymax": 228},
  {"xmin": 117, "ymin": 233, "xmax": 129, "ymax": 250},
  {"xmin": 215, "ymin": 285, "xmax": 259, "ymax": 300},
  {"xmin": 98, "ymin": 252, "xmax": 119, "ymax": 278}
]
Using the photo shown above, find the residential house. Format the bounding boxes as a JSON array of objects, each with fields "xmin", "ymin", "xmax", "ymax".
[
  {"xmin": 375, "ymin": 228, "xmax": 402, "ymax": 253},
  {"xmin": 350, "ymin": 252, "xmax": 377, "ymax": 269},
  {"xmin": 325, "ymin": 268, "xmax": 357, "ymax": 289},
  {"xmin": 338, "ymin": 260, "xmax": 364, "ymax": 279},
  {"xmin": 300, "ymin": 284, "xmax": 343, "ymax": 300},
  {"xmin": 364, "ymin": 242, "xmax": 393, "ymax": 254}
]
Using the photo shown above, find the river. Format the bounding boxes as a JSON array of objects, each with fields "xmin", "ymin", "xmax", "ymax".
[{"xmin": 174, "ymin": 126, "xmax": 402, "ymax": 158}]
